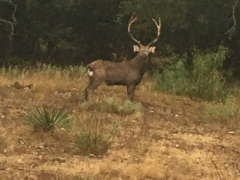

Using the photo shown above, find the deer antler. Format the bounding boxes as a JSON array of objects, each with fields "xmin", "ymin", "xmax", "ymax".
[
  {"xmin": 147, "ymin": 17, "xmax": 161, "ymax": 46},
  {"xmin": 128, "ymin": 13, "xmax": 141, "ymax": 45}
]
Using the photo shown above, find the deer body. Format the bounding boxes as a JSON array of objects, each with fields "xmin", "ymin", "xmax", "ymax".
[{"xmin": 85, "ymin": 14, "xmax": 161, "ymax": 101}]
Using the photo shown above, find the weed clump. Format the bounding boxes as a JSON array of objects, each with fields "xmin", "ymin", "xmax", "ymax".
[{"xmin": 74, "ymin": 113, "xmax": 119, "ymax": 156}]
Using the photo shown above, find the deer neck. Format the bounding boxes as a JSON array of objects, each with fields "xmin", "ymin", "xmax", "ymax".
[{"xmin": 130, "ymin": 54, "xmax": 149, "ymax": 75}]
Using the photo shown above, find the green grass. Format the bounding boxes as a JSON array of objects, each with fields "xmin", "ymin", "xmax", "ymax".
[{"xmin": 203, "ymin": 95, "xmax": 239, "ymax": 121}]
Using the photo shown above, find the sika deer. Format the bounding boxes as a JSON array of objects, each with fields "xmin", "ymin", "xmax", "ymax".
[{"xmin": 85, "ymin": 13, "xmax": 161, "ymax": 101}]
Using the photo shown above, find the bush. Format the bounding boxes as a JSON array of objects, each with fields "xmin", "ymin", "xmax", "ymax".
[
  {"xmin": 104, "ymin": 97, "xmax": 142, "ymax": 114},
  {"xmin": 25, "ymin": 106, "xmax": 72, "ymax": 131},
  {"xmin": 120, "ymin": 100, "xmax": 142, "ymax": 114},
  {"xmin": 74, "ymin": 114, "xmax": 119, "ymax": 156},
  {"xmin": 75, "ymin": 131, "xmax": 112, "ymax": 156},
  {"xmin": 154, "ymin": 46, "xmax": 232, "ymax": 101}
]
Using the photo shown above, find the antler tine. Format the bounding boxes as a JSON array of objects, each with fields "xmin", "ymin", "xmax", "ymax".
[
  {"xmin": 128, "ymin": 13, "xmax": 137, "ymax": 32},
  {"xmin": 147, "ymin": 17, "xmax": 161, "ymax": 46},
  {"xmin": 128, "ymin": 13, "xmax": 141, "ymax": 45},
  {"xmin": 152, "ymin": 17, "xmax": 161, "ymax": 36}
]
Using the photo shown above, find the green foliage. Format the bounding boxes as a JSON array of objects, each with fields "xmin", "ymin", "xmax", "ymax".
[
  {"xmin": 104, "ymin": 97, "xmax": 142, "ymax": 114},
  {"xmin": 154, "ymin": 46, "xmax": 232, "ymax": 101},
  {"xmin": 203, "ymin": 95, "xmax": 239, "ymax": 121},
  {"xmin": 30, "ymin": 0, "xmax": 73, "ymax": 42},
  {"xmin": 104, "ymin": 96, "xmax": 122, "ymax": 113},
  {"xmin": 121, "ymin": 100, "xmax": 143, "ymax": 114},
  {"xmin": 79, "ymin": 97, "xmax": 142, "ymax": 115},
  {"xmin": 7, "ymin": 0, "xmax": 240, "ymax": 77},
  {"xmin": 25, "ymin": 107, "xmax": 72, "ymax": 131},
  {"xmin": 2, "ymin": 0, "xmax": 239, "ymax": 76},
  {"xmin": 117, "ymin": 0, "xmax": 231, "ymax": 41},
  {"xmin": 74, "ymin": 114, "xmax": 119, "ymax": 156}
]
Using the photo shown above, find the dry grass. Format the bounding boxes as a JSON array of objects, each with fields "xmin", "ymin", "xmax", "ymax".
[{"xmin": 0, "ymin": 66, "xmax": 240, "ymax": 180}]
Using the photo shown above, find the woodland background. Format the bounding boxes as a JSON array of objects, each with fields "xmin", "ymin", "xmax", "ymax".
[{"xmin": 0, "ymin": 0, "xmax": 240, "ymax": 76}]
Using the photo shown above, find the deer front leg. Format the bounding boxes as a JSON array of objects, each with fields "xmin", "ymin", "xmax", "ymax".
[{"xmin": 127, "ymin": 85, "xmax": 136, "ymax": 100}]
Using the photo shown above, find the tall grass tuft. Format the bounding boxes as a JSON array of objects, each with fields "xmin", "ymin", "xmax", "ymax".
[
  {"xmin": 74, "ymin": 113, "xmax": 119, "ymax": 156},
  {"xmin": 0, "ymin": 63, "xmax": 86, "ymax": 82},
  {"xmin": 154, "ymin": 46, "xmax": 232, "ymax": 101}
]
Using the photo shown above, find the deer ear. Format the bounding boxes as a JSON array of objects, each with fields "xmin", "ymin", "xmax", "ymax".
[
  {"xmin": 149, "ymin": 46, "xmax": 156, "ymax": 53},
  {"xmin": 133, "ymin": 45, "xmax": 140, "ymax": 52}
]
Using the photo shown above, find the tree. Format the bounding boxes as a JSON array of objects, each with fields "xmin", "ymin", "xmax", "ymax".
[
  {"xmin": 0, "ymin": 0, "xmax": 16, "ymax": 66},
  {"xmin": 12, "ymin": 0, "xmax": 73, "ymax": 64}
]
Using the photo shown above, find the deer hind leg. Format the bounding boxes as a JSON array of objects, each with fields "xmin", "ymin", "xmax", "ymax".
[
  {"xmin": 127, "ymin": 85, "xmax": 136, "ymax": 100},
  {"xmin": 85, "ymin": 81, "xmax": 102, "ymax": 101}
]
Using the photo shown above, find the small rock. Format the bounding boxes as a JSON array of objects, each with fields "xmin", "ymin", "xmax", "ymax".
[{"xmin": 59, "ymin": 128, "xmax": 66, "ymax": 131}]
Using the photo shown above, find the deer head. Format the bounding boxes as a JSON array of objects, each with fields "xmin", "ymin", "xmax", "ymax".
[{"xmin": 128, "ymin": 13, "xmax": 161, "ymax": 56}]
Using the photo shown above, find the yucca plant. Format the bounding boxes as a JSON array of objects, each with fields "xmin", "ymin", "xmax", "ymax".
[{"xmin": 25, "ymin": 107, "xmax": 72, "ymax": 131}]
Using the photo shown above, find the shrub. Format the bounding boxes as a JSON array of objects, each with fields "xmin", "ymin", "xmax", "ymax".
[
  {"xmin": 104, "ymin": 96, "xmax": 122, "ymax": 113},
  {"xmin": 75, "ymin": 131, "xmax": 112, "ymax": 156},
  {"xmin": 154, "ymin": 46, "xmax": 232, "ymax": 101},
  {"xmin": 120, "ymin": 100, "xmax": 142, "ymax": 114},
  {"xmin": 25, "ymin": 106, "xmax": 72, "ymax": 131},
  {"xmin": 74, "ymin": 114, "xmax": 119, "ymax": 156},
  {"xmin": 104, "ymin": 97, "xmax": 142, "ymax": 114}
]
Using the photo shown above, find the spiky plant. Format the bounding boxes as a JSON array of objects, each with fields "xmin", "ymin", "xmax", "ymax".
[{"xmin": 25, "ymin": 106, "xmax": 72, "ymax": 131}]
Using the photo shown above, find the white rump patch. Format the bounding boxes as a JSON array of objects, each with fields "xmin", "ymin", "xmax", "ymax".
[{"xmin": 87, "ymin": 69, "xmax": 93, "ymax": 76}]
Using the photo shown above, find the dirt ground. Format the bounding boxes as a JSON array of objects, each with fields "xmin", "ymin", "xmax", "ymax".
[{"xmin": 0, "ymin": 75, "xmax": 240, "ymax": 180}]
